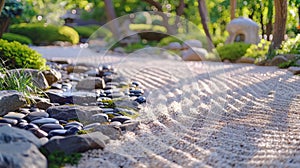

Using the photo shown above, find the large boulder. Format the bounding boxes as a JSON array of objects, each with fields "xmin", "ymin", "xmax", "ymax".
[
  {"xmin": 182, "ymin": 39, "xmax": 203, "ymax": 49},
  {"xmin": 8, "ymin": 69, "xmax": 49, "ymax": 90},
  {"xmin": 46, "ymin": 105, "xmax": 102, "ymax": 121},
  {"xmin": 0, "ymin": 126, "xmax": 42, "ymax": 146},
  {"xmin": 42, "ymin": 131, "xmax": 110, "ymax": 155},
  {"xmin": 288, "ymin": 66, "xmax": 300, "ymax": 75},
  {"xmin": 0, "ymin": 126, "xmax": 46, "ymax": 168},
  {"xmin": 0, "ymin": 142, "xmax": 47, "ymax": 168},
  {"xmin": 0, "ymin": 90, "xmax": 27, "ymax": 116},
  {"xmin": 42, "ymin": 69, "xmax": 62, "ymax": 85},
  {"xmin": 46, "ymin": 90, "xmax": 97, "ymax": 105},
  {"xmin": 270, "ymin": 55, "xmax": 289, "ymax": 66},
  {"xmin": 235, "ymin": 56, "xmax": 255, "ymax": 64},
  {"xmin": 166, "ymin": 42, "xmax": 182, "ymax": 50},
  {"xmin": 76, "ymin": 77, "xmax": 105, "ymax": 90},
  {"xmin": 182, "ymin": 47, "xmax": 208, "ymax": 61}
]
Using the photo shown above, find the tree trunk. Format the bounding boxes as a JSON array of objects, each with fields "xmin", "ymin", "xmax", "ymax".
[
  {"xmin": 0, "ymin": 0, "xmax": 4, "ymax": 15},
  {"xmin": 266, "ymin": 0, "xmax": 273, "ymax": 41},
  {"xmin": 104, "ymin": 0, "xmax": 121, "ymax": 40},
  {"xmin": 197, "ymin": 0, "xmax": 214, "ymax": 51},
  {"xmin": 0, "ymin": 17, "xmax": 9, "ymax": 38},
  {"xmin": 230, "ymin": 0, "xmax": 236, "ymax": 20},
  {"xmin": 173, "ymin": 0, "xmax": 185, "ymax": 34},
  {"xmin": 271, "ymin": 0, "xmax": 287, "ymax": 49},
  {"xmin": 0, "ymin": 0, "xmax": 5, "ymax": 38},
  {"xmin": 259, "ymin": 2, "xmax": 265, "ymax": 37}
]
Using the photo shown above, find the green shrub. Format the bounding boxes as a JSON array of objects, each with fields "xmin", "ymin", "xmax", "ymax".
[
  {"xmin": 158, "ymin": 33, "xmax": 208, "ymax": 49},
  {"xmin": 245, "ymin": 39, "xmax": 271, "ymax": 59},
  {"xmin": 58, "ymin": 26, "xmax": 79, "ymax": 44},
  {"xmin": 277, "ymin": 34, "xmax": 300, "ymax": 55},
  {"xmin": 152, "ymin": 19, "xmax": 162, "ymax": 25},
  {"xmin": 0, "ymin": 39, "xmax": 47, "ymax": 69},
  {"xmin": 278, "ymin": 59, "xmax": 299, "ymax": 68},
  {"xmin": 2, "ymin": 33, "xmax": 32, "ymax": 44},
  {"xmin": 133, "ymin": 14, "xmax": 147, "ymax": 24},
  {"xmin": 46, "ymin": 151, "xmax": 82, "ymax": 168},
  {"xmin": 216, "ymin": 42, "xmax": 251, "ymax": 61},
  {"xmin": 73, "ymin": 26, "xmax": 94, "ymax": 39},
  {"xmin": 73, "ymin": 25, "xmax": 110, "ymax": 39},
  {"xmin": 212, "ymin": 35, "xmax": 227, "ymax": 47},
  {"xmin": 158, "ymin": 36, "xmax": 182, "ymax": 46},
  {"xmin": 129, "ymin": 24, "xmax": 167, "ymax": 33},
  {"xmin": 9, "ymin": 23, "xmax": 79, "ymax": 45}
]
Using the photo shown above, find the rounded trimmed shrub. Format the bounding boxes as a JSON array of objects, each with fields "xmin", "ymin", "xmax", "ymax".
[
  {"xmin": 9, "ymin": 23, "xmax": 79, "ymax": 45},
  {"xmin": 216, "ymin": 42, "xmax": 251, "ymax": 61},
  {"xmin": 0, "ymin": 39, "xmax": 47, "ymax": 70},
  {"xmin": 2, "ymin": 33, "xmax": 32, "ymax": 45},
  {"xmin": 58, "ymin": 26, "xmax": 79, "ymax": 44},
  {"xmin": 73, "ymin": 26, "xmax": 94, "ymax": 39}
]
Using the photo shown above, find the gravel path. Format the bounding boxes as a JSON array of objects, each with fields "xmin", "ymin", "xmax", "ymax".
[{"xmin": 33, "ymin": 46, "xmax": 300, "ymax": 167}]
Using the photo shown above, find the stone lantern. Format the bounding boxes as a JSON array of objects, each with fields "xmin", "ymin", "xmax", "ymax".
[{"xmin": 226, "ymin": 17, "xmax": 259, "ymax": 44}]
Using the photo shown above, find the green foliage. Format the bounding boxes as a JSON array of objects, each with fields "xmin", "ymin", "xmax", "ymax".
[
  {"xmin": 124, "ymin": 43, "xmax": 145, "ymax": 53},
  {"xmin": 1, "ymin": 0, "xmax": 23, "ymax": 18},
  {"xmin": 9, "ymin": 23, "xmax": 79, "ymax": 45},
  {"xmin": 278, "ymin": 58, "xmax": 300, "ymax": 68},
  {"xmin": 158, "ymin": 33, "xmax": 208, "ymax": 49},
  {"xmin": 73, "ymin": 25, "xmax": 110, "ymax": 39},
  {"xmin": 0, "ymin": 39, "xmax": 47, "ymax": 70},
  {"xmin": 2, "ymin": 33, "xmax": 32, "ymax": 45},
  {"xmin": 277, "ymin": 34, "xmax": 300, "ymax": 55},
  {"xmin": 77, "ymin": 130, "xmax": 88, "ymax": 135},
  {"xmin": 58, "ymin": 26, "xmax": 79, "ymax": 44},
  {"xmin": 245, "ymin": 39, "xmax": 271, "ymax": 59},
  {"xmin": 129, "ymin": 24, "xmax": 167, "ymax": 33},
  {"xmin": 216, "ymin": 42, "xmax": 251, "ymax": 61},
  {"xmin": 73, "ymin": 26, "xmax": 94, "ymax": 39},
  {"xmin": 133, "ymin": 13, "xmax": 147, "ymax": 24},
  {"xmin": 101, "ymin": 99, "xmax": 116, "ymax": 108},
  {"xmin": 46, "ymin": 151, "xmax": 82, "ymax": 168},
  {"xmin": 212, "ymin": 35, "xmax": 227, "ymax": 47},
  {"xmin": 0, "ymin": 64, "xmax": 41, "ymax": 103}
]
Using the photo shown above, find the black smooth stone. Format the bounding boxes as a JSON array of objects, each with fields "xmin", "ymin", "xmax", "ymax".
[
  {"xmin": 26, "ymin": 111, "xmax": 49, "ymax": 121},
  {"xmin": 66, "ymin": 126, "xmax": 81, "ymax": 135},
  {"xmin": 129, "ymin": 89, "xmax": 144, "ymax": 95},
  {"xmin": 29, "ymin": 107, "xmax": 40, "ymax": 112},
  {"xmin": 0, "ymin": 123, "xmax": 11, "ymax": 127},
  {"xmin": 24, "ymin": 123, "xmax": 39, "ymax": 130},
  {"xmin": 3, "ymin": 112, "xmax": 26, "ymax": 120},
  {"xmin": 28, "ymin": 128, "xmax": 48, "ymax": 138},
  {"xmin": 40, "ymin": 124, "xmax": 64, "ymax": 133},
  {"xmin": 17, "ymin": 122, "xmax": 28, "ymax": 129},
  {"xmin": 102, "ymin": 65, "xmax": 111, "ymax": 70},
  {"xmin": 102, "ymin": 108, "xmax": 115, "ymax": 113},
  {"xmin": 83, "ymin": 123, "xmax": 101, "ymax": 130},
  {"xmin": 31, "ymin": 118, "xmax": 59, "ymax": 125},
  {"xmin": 0, "ymin": 118, "xmax": 18, "ymax": 125},
  {"xmin": 111, "ymin": 116, "xmax": 131, "ymax": 123},
  {"xmin": 65, "ymin": 121, "xmax": 83, "ymax": 128},
  {"xmin": 132, "ymin": 81, "xmax": 140, "ymax": 87},
  {"xmin": 135, "ymin": 96, "xmax": 147, "ymax": 104},
  {"xmin": 59, "ymin": 120, "xmax": 68, "ymax": 125},
  {"xmin": 64, "ymin": 124, "xmax": 82, "ymax": 131},
  {"xmin": 48, "ymin": 129, "xmax": 67, "ymax": 137}
]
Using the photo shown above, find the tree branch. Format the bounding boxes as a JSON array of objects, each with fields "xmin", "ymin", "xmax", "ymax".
[
  {"xmin": 142, "ymin": 0, "xmax": 162, "ymax": 12},
  {"xmin": 176, "ymin": 0, "xmax": 185, "ymax": 16}
]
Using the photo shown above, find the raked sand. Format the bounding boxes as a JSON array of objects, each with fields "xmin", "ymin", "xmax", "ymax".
[{"xmin": 33, "ymin": 46, "xmax": 300, "ymax": 167}]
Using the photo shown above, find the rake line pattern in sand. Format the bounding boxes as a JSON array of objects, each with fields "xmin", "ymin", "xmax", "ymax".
[{"xmin": 68, "ymin": 51, "xmax": 300, "ymax": 168}]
